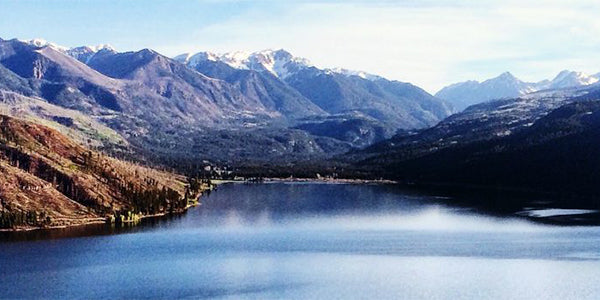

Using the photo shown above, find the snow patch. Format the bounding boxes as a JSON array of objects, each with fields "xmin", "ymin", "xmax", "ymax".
[
  {"xmin": 329, "ymin": 67, "xmax": 382, "ymax": 81},
  {"xmin": 20, "ymin": 38, "xmax": 68, "ymax": 52}
]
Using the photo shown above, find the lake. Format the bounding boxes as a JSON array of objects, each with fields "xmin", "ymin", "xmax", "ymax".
[{"xmin": 1, "ymin": 182, "xmax": 600, "ymax": 299}]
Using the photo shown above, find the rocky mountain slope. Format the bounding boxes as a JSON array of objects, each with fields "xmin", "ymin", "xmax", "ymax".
[
  {"xmin": 178, "ymin": 58, "xmax": 325, "ymax": 120},
  {"xmin": 178, "ymin": 49, "xmax": 453, "ymax": 130}
]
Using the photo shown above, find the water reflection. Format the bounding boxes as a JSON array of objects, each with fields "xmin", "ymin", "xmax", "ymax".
[
  {"xmin": 2, "ymin": 183, "xmax": 600, "ymax": 299},
  {"xmin": 1, "ymin": 182, "xmax": 591, "ymax": 242}
]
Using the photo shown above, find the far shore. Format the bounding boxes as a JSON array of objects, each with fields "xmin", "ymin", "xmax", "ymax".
[{"xmin": 212, "ymin": 177, "xmax": 397, "ymax": 185}]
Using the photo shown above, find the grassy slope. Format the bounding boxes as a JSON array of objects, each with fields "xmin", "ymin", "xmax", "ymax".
[{"xmin": 0, "ymin": 90, "xmax": 126, "ymax": 148}]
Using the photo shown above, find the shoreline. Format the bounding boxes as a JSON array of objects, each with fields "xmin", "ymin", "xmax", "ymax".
[
  {"xmin": 212, "ymin": 177, "xmax": 398, "ymax": 185},
  {"xmin": 0, "ymin": 218, "xmax": 107, "ymax": 232},
  {"xmin": 1, "ymin": 206, "xmax": 200, "ymax": 233},
  {"xmin": 0, "ymin": 178, "xmax": 395, "ymax": 233},
  {"xmin": 5, "ymin": 178, "xmax": 598, "ymax": 233},
  {"xmin": 1, "ymin": 185, "xmax": 212, "ymax": 233}
]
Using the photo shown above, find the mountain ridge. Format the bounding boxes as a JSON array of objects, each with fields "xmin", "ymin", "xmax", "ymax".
[
  {"xmin": 436, "ymin": 70, "xmax": 599, "ymax": 111},
  {"xmin": 178, "ymin": 48, "xmax": 453, "ymax": 131},
  {"xmin": 1, "ymin": 37, "xmax": 451, "ymax": 165}
]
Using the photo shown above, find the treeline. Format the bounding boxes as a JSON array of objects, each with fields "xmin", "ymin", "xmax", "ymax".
[
  {"xmin": 0, "ymin": 115, "xmax": 220, "ymax": 229},
  {"xmin": 109, "ymin": 177, "xmax": 212, "ymax": 226},
  {"xmin": 0, "ymin": 210, "xmax": 52, "ymax": 228},
  {"xmin": 0, "ymin": 131, "xmax": 193, "ymax": 228},
  {"xmin": 118, "ymin": 182, "xmax": 184, "ymax": 215},
  {"xmin": 187, "ymin": 177, "xmax": 211, "ymax": 195}
]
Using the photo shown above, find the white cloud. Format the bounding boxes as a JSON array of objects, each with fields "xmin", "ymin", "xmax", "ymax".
[{"xmin": 155, "ymin": 1, "xmax": 600, "ymax": 93}]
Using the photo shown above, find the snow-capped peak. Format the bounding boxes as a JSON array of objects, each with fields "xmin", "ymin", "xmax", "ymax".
[
  {"xmin": 67, "ymin": 44, "xmax": 115, "ymax": 55},
  {"xmin": 246, "ymin": 49, "xmax": 312, "ymax": 79},
  {"xmin": 496, "ymin": 71, "xmax": 518, "ymax": 80},
  {"xmin": 16, "ymin": 38, "xmax": 118, "ymax": 64},
  {"xmin": 65, "ymin": 44, "xmax": 117, "ymax": 64},
  {"xmin": 549, "ymin": 70, "xmax": 599, "ymax": 89},
  {"xmin": 20, "ymin": 38, "xmax": 115, "ymax": 54},
  {"xmin": 220, "ymin": 51, "xmax": 254, "ymax": 69},
  {"xmin": 328, "ymin": 67, "xmax": 381, "ymax": 81},
  {"xmin": 436, "ymin": 70, "xmax": 600, "ymax": 112},
  {"xmin": 176, "ymin": 48, "xmax": 384, "ymax": 81},
  {"xmin": 23, "ymin": 38, "xmax": 50, "ymax": 47},
  {"xmin": 83, "ymin": 44, "xmax": 115, "ymax": 52},
  {"xmin": 175, "ymin": 51, "xmax": 223, "ymax": 68},
  {"xmin": 175, "ymin": 49, "xmax": 312, "ymax": 79},
  {"xmin": 479, "ymin": 71, "xmax": 536, "ymax": 94},
  {"xmin": 173, "ymin": 53, "xmax": 191, "ymax": 63},
  {"xmin": 20, "ymin": 38, "xmax": 68, "ymax": 52}
]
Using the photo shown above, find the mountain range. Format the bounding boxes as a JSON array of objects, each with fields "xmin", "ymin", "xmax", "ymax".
[
  {"xmin": 0, "ymin": 37, "xmax": 453, "ymax": 166},
  {"xmin": 1, "ymin": 36, "xmax": 600, "ymax": 206},
  {"xmin": 1, "ymin": 36, "xmax": 600, "ymax": 230},
  {"xmin": 436, "ymin": 71, "xmax": 600, "ymax": 111},
  {"xmin": 175, "ymin": 49, "xmax": 452, "ymax": 129}
]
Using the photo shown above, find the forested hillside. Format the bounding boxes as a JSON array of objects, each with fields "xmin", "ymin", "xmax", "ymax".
[{"xmin": 0, "ymin": 114, "xmax": 205, "ymax": 230}]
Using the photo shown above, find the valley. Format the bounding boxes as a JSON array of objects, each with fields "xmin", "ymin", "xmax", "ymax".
[
  {"xmin": 1, "ymin": 36, "xmax": 600, "ymax": 230},
  {"xmin": 4, "ymin": 2, "xmax": 600, "ymax": 299}
]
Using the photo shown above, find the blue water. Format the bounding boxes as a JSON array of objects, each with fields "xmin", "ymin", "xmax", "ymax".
[{"xmin": 1, "ymin": 182, "xmax": 600, "ymax": 299}]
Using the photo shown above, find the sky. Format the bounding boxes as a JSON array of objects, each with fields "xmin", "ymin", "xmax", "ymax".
[{"xmin": 1, "ymin": 0, "xmax": 599, "ymax": 93}]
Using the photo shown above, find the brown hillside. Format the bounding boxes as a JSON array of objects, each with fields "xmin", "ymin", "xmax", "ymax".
[{"xmin": 0, "ymin": 114, "xmax": 195, "ymax": 230}]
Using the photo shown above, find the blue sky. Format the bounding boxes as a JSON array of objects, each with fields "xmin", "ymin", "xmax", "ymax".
[{"xmin": 1, "ymin": 0, "xmax": 599, "ymax": 92}]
